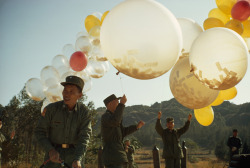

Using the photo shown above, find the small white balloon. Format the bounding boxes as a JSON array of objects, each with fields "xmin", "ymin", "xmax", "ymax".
[
  {"xmin": 25, "ymin": 78, "xmax": 45, "ymax": 101},
  {"xmin": 62, "ymin": 44, "xmax": 75, "ymax": 58},
  {"xmin": 40, "ymin": 66, "xmax": 60, "ymax": 88}
]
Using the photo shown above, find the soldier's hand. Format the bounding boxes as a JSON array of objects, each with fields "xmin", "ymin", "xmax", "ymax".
[
  {"xmin": 10, "ymin": 130, "xmax": 15, "ymax": 139},
  {"xmin": 49, "ymin": 149, "xmax": 61, "ymax": 163},
  {"xmin": 137, "ymin": 120, "xmax": 145, "ymax": 129},
  {"xmin": 120, "ymin": 94, "xmax": 127, "ymax": 105},
  {"xmin": 72, "ymin": 160, "xmax": 81, "ymax": 168},
  {"xmin": 158, "ymin": 111, "xmax": 162, "ymax": 119},
  {"xmin": 188, "ymin": 113, "xmax": 192, "ymax": 121}
]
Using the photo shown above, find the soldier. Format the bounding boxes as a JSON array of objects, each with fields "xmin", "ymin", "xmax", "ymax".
[
  {"xmin": 101, "ymin": 94, "xmax": 145, "ymax": 168},
  {"xmin": 155, "ymin": 111, "xmax": 192, "ymax": 168},
  {"xmin": 124, "ymin": 139, "xmax": 136, "ymax": 168},
  {"xmin": 227, "ymin": 129, "xmax": 242, "ymax": 161},
  {"xmin": 35, "ymin": 75, "xmax": 92, "ymax": 168},
  {"xmin": 0, "ymin": 119, "xmax": 15, "ymax": 168}
]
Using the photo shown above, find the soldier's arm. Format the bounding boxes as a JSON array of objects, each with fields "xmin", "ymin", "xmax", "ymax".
[
  {"xmin": 177, "ymin": 120, "xmax": 190, "ymax": 136},
  {"xmin": 34, "ymin": 107, "xmax": 54, "ymax": 153},
  {"xmin": 102, "ymin": 103, "xmax": 125, "ymax": 127},
  {"xmin": 74, "ymin": 109, "xmax": 92, "ymax": 162},
  {"xmin": 155, "ymin": 119, "xmax": 164, "ymax": 136},
  {"xmin": 122, "ymin": 124, "xmax": 138, "ymax": 138}
]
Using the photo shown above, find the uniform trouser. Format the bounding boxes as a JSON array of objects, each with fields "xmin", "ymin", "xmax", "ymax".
[
  {"xmin": 105, "ymin": 163, "xmax": 128, "ymax": 168},
  {"xmin": 165, "ymin": 158, "xmax": 181, "ymax": 168}
]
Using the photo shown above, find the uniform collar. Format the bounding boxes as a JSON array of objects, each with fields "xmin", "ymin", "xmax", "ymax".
[{"xmin": 62, "ymin": 102, "xmax": 78, "ymax": 112}]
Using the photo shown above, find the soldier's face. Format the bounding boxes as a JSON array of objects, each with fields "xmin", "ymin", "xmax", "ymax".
[
  {"xmin": 62, "ymin": 85, "xmax": 82, "ymax": 109},
  {"xmin": 166, "ymin": 122, "xmax": 174, "ymax": 130},
  {"xmin": 108, "ymin": 99, "xmax": 119, "ymax": 112}
]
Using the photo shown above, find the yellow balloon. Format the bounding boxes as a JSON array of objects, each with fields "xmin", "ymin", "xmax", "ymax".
[
  {"xmin": 101, "ymin": 11, "xmax": 109, "ymax": 25},
  {"xmin": 203, "ymin": 17, "xmax": 224, "ymax": 30},
  {"xmin": 242, "ymin": 20, "xmax": 250, "ymax": 37},
  {"xmin": 208, "ymin": 8, "xmax": 230, "ymax": 24},
  {"xmin": 194, "ymin": 106, "xmax": 214, "ymax": 126},
  {"xmin": 85, "ymin": 15, "xmax": 101, "ymax": 32},
  {"xmin": 225, "ymin": 19, "xmax": 244, "ymax": 35},
  {"xmin": 210, "ymin": 92, "xmax": 224, "ymax": 106},
  {"xmin": 220, "ymin": 87, "xmax": 237, "ymax": 100},
  {"xmin": 215, "ymin": 0, "xmax": 237, "ymax": 15}
]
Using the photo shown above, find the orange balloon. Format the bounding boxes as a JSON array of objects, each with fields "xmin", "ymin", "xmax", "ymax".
[
  {"xmin": 216, "ymin": 0, "xmax": 237, "ymax": 15},
  {"xmin": 194, "ymin": 106, "xmax": 214, "ymax": 126},
  {"xmin": 242, "ymin": 20, "xmax": 250, "ymax": 37},
  {"xmin": 101, "ymin": 11, "xmax": 109, "ymax": 25},
  {"xmin": 208, "ymin": 8, "xmax": 231, "ymax": 24},
  {"xmin": 203, "ymin": 17, "xmax": 224, "ymax": 30},
  {"xmin": 225, "ymin": 19, "xmax": 244, "ymax": 35},
  {"xmin": 85, "ymin": 15, "xmax": 101, "ymax": 32}
]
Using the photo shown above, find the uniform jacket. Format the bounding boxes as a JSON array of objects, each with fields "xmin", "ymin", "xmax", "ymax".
[
  {"xmin": 101, "ymin": 103, "xmax": 138, "ymax": 166},
  {"xmin": 126, "ymin": 145, "xmax": 135, "ymax": 162},
  {"xmin": 155, "ymin": 119, "xmax": 190, "ymax": 159},
  {"xmin": 34, "ymin": 100, "xmax": 92, "ymax": 167},
  {"xmin": 227, "ymin": 136, "xmax": 242, "ymax": 155}
]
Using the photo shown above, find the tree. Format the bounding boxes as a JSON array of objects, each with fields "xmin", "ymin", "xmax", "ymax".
[{"xmin": 215, "ymin": 140, "xmax": 228, "ymax": 161}]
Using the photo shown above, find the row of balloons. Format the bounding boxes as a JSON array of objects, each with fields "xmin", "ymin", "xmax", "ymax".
[{"xmin": 25, "ymin": 11, "xmax": 111, "ymax": 111}]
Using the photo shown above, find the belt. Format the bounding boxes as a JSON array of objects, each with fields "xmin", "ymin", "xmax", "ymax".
[{"xmin": 53, "ymin": 143, "xmax": 75, "ymax": 149}]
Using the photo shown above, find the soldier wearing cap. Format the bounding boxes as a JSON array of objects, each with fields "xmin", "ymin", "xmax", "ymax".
[
  {"xmin": 101, "ymin": 94, "xmax": 145, "ymax": 168},
  {"xmin": 155, "ymin": 111, "xmax": 192, "ymax": 168},
  {"xmin": 124, "ymin": 139, "xmax": 136, "ymax": 168},
  {"xmin": 34, "ymin": 75, "xmax": 92, "ymax": 168},
  {"xmin": 227, "ymin": 129, "xmax": 242, "ymax": 161}
]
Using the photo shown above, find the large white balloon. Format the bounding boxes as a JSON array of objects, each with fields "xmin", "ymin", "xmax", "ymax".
[
  {"xmin": 25, "ymin": 78, "xmax": 45, "ymax": 101},
  {"xmin": 189, "ymin": 28, "xmax": 248, "ymax": 90},
  {"xmin": 177, "ymin": 18, "xmax": 203, "ymax": 55},
  {"xmin": 100, "ymin": 0, "xmax": 182, "ymax": 79},
  {"xmin": 170, "ymin": 57, "xmax": 219, "ymax": 109}
]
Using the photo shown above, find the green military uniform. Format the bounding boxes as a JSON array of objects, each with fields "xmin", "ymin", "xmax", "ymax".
[
  {"xmin": 0, "ymin": 132, "xmax": 6, "ymax": 168},
  {"xmin": 35, "ymin": 100, "xmax": 92, "ymax": 168},
  {"xmin": 126, "ymin": 145, "xmax": 136, "ymax": 168},
  {"xmin": 155, "ymin": 119, "xmax": 190, "ymax": 168},
  {"xmin": 101, "ymin": 103, "xmax": 138, "ymax": 167},
  {"xmin": 227, "ymin": 136, "xmax": 242, "ymax": 161}
]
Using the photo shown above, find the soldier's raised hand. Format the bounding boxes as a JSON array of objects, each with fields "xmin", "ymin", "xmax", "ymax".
[
  {"xmin": 158, "ymin": 111, "xmax": 162, "ymax": 119},
  {"xmin": 120, "ymin": 94, "xmax": 127, "ymax": 105},
  {"xmin": 137, "ymin": 120, "xmax": 145, "ymax": 129},
  {"xmin": 188, "ymin": 113, "xmax": 192, "ymax": 121}
]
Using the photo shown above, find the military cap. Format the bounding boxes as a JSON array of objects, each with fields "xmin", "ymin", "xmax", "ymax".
[
  {"xmin": 166, "ymin": 117, "xmax": 174, "ymax": 123},
  {"xmin": 104, "ymin": 94, "xmax": 121, "ymax": 106},
  {"xmin": 61, "ymin": 75, "xmax": 84, "ymax": 91}
]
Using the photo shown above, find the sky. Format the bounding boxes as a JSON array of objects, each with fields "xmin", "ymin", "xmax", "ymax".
[{"xmin": 0, "ymin": 0, "xmax": 249, "ymax": 109}]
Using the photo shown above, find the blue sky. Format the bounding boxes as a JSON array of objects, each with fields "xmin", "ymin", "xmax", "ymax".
[{"xmin": 0, "ymin": 0, "xmax": 249, "ymax": 108}]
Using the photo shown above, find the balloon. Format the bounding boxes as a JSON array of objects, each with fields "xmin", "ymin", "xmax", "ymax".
[
  {"xmin": 244, "ymin": 37, "xmax": 250, "ymax": 50},
  {"xmin": 100, "ymin": 0, "xmax": 182, "ymax": 79},
  {"xmin": 75, "ymin": 36, "xmax": 92, "ymax": 54},
  {"xmin": 225, "ymin": 19, "xmax": 244, "ymax": 35},
  {"xmin": 41, "ymin": 98, "xmax": 51, "ymax": 113},
  {"xmin": 85, "ymin": 15, "xmax": 101, "ymax": 32},
  {"xmin": 60, "ymin": 70, "xmax": 76, "ymax": 82},
  {"xmin": 210, "ymin": 92, "xmax": 224, "ymax": 106},
  {"xmin": 91, "ymin": 12, "xmax": 102, "ymax": 20},
  {"xmin": 44, "ymin": 84, "xmax": 63, "ymax": 103},
  {"xmin": 25, "ymin": 78, "xmax": 45, "ymax": 101},
  {"xmin": 194, "ymin": 106, "xmax": 214, "ymax": 126},
  {"xmin": 242, "ymin": 20, "xmax": 250, "ymax": 37},
  {"xmin": 238, "ymin": 0, "xmax": 250, "ymax": 3},
  {"xmin": 231, "ymin": 1, "xmax": 250, "ymax": 21},
  {"xmin": 88, "ymin": 26, "xmax": 101, "ymax": 46},
  {"xmin": 177, "ymin": 18, "xmax": 203, "ymax": 54},
  {"xmin": 216, "ymin": 0, "xmax": 237, "ymax": 15},
  {"xmin": 62, "ymin": 44, "xmax": 75, "ymax": 58},
  {"xmin": 90, "ymin": 45, "xmax": 107, "ymax": 61},
  {"xmin": 75, "ymin": 71, "xmax": 92, "ymax": 92},
  {"xmin": 70, "ymin": 51, "xmax": 88, "ymax": 71},
  {"xmin": 40, "ymin": 66, "xmax": 60, "ymax": 88},
  {"xmin": 189, "ymin": 28, "xmax": 248, "ymax": 90},
  {"xmin": 203, "ymin": 17, "xmax": 224, "ymax": 30},
  {"xmin": 52, "ymin": 55, "xmax": 70, "ymax": 76},
  {"xmin": 101, "ymin": 11, "xmax": 109, "ymax": 25},
  {"xmin": 85, "ymin": 59, "xmax": 107, "ymax": 78},
  {"xmin": 76, "ymin": 31, "xmax": 89, "ymax": 39},
  {"xmin": 220, "ymin": 87, "xmax": 237, "ymax": 100},
  {"xmin": 208, "ymin": 8, "xmax": 230, "ymax": 24},
  {"xmin": 170, "ymin": 57, "xmax": 219, "ymax": 109}
]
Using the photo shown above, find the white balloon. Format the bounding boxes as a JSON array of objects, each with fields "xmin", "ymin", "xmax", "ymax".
[
  {"xmin": 52, "ymin": 55, "xmax": 70, "ymax": 76},
  {"xmin": 62, "ymin": 44, "xmax": 75, "ymax": 58},
  {"xmin": 189, "ymin": 28, "xmax": 248, "ymax": 90},
  {"xmin": 40, "ymin": 66, "xmax": 60, "ymax": 88},
  {"xmin": 100, "ymin": 0, "xmax": 182, "ymax": 79},
  {"xmin": 25, "ymin": 78, "xmax": 45, "ymax": 101}
]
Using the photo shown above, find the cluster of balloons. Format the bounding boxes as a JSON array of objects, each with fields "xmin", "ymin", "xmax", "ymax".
[
  {"xmin": 170, "ymin": 0, "xmax": 249, "ymax": 126},
  {"xmin": 26, "ymin": 11, "xmax": 111, "ymax": 111}
]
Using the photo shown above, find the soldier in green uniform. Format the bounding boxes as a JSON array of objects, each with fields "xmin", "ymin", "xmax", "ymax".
[
  {"xmin": 101, "ymin": 94, "xmax": 145, "ymax": 168},
  {"xmin": 155, "ymin": 111, "xmax": 192, "ymax": 168},
  {"xmin": 35, "ymin": 76, "xmax": 92, "ymax": 168},
  {"xmin": 124, "ymin": 139, "xmax": 136, "ymax": 168},
  {"xmin": 227, "ymin": 129, "xmax": 242, "ymax": 161}
]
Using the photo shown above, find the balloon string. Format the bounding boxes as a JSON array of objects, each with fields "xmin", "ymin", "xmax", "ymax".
[{"xmin": 117, "ymin": 72, "xmax": 124, "ymax": 94}]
